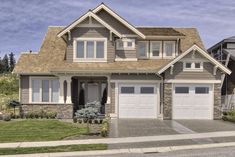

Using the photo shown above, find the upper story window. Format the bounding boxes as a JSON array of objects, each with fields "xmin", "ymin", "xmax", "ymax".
[
  {"xmin": 116, "ymin": 38, "xmax": 135, "ymax": 50},
  {"xmin": 150, "ymin": 41, "xmax": 162, "ymax": 58},
  {"xmin": 138, "ymin": 41, "xmax": 148, "ymax": 58},
  {"xmin": 227, "ymin": 43, "xmax": 235, "ymax": 49},
  {"xmin": 74, "ymin": 38, "xmax": 107, "ymax": 62},
  {"xmin": 163, "ymin": 41, "xmax": 176, "ymax": 58},
  {"xmin": 183, "ymin": 62, "xmax": 203, "ymax": 72}
]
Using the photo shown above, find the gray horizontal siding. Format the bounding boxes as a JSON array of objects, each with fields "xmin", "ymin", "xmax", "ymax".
[
  {"xmin": 111, "ymin": 74, "xmax": 161, "ymax": 80},
  {"xmin": 116, "ymin": 50, "xmax": 137, "ymax": 59}
]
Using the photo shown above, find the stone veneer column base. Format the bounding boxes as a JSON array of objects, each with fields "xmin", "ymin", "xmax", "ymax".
[
  {"xmin": 214, "ymin": 83, "xmax": 222, "ymax": 119},
  {"xmin": 21, "ymin": 104, "xmax": 73, "ymax": 119},
  {"xmin": 163, "ymin": 83, "xmax": 172, "ymax": 120}
]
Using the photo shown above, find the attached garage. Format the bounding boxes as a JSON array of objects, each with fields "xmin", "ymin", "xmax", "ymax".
[
  {"xmin": 172, "ymin": 84, "xmax": 213, "ymax": 119},
  {"xmin": 118, "ymin": 83, "xmax": 159, "ymax": 118}
]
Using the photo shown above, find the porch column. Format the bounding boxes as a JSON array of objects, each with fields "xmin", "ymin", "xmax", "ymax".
[
  {"xmin": 106, "ymin": 75, "xmax": 111, "ymax": 104},
  {"xmin": 66, "ymin": 76, "xmax": 72, "ymax": 104},
  {"xmin": 59, "ymin": 77, "xmax": 65, "ymax": 103}
]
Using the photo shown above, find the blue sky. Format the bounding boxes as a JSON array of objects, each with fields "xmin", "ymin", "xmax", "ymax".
[{"xmin": 0, "ymin": 0, "xmax": 235, "ymax": 59}]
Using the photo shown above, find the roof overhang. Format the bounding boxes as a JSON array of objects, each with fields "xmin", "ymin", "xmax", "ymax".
[
  {"xmin": 158, "ymin": 44, "xmax": 232, "ymax": 75},
  {"xmin": 57, "ymin": 11, "xmax": 122, "ymax": 38},
  {"xmin": 92, "ymin": 3, "xmax": 146, "ymax": 39},
  {"xmin": 145, "ymin": 35, "xmax": 185, "ymax": 40}
]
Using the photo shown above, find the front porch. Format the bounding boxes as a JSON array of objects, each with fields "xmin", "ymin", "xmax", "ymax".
[{"xmin": 58, "ymin": 75, "xmax": 111, "ymax": 117}]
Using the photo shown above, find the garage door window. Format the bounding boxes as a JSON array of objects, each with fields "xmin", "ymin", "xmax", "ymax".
[
  {"xmin": 195, "ymin": 87, "xmax": 209, "ymax": 94},
  {"xmin": 121, "ymin": 87, "xmax": 135, "ymax": 94},
  {"xmin": 141, "ymin": 87, "xmax": 154, "ymax": 94},
  {"xmin": 175, "ymin": 87, "xmax": 189, "ymax": 94}
]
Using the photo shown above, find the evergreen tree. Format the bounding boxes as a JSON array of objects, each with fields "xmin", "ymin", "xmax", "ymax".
[
  {"xmin": 2, "ymin": 54, "xmax": 9, "ymax": 73},
  {"xmin": 0, "ymin": 57, "xmax": 3, "ymax": 73},
  {"xmin": 9, "ymin": 52, "xmax": 16, "ymax": 72}
]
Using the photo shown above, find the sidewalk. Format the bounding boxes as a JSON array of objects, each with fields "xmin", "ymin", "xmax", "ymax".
[
  {"xmin": 4, "ymin": 142, "xmax": 235, "ymax": 157},
  {"xmin": 1, "ymin": 131, "xmax": 235, "ymax": 148}
]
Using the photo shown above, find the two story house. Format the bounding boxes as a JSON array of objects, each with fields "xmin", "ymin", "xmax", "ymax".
[{"xmin": 14, "ymin": 3, "xmax": 231, "ymax": 120}]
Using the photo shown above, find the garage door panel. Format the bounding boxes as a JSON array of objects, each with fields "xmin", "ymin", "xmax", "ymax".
[
  {"xmin": 173, "ymin": 84, "xmax": 213, "ymax": 120},
  {"xmin": 119, "ymin": 84, "xmax": 158, "ymax": 118}
]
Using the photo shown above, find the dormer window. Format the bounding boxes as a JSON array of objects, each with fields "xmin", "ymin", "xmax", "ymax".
[
  {"xmin": 183, "ymin": 62, "xmax": 203, "ymax": 71},
  {"xmin": 73, "ymin": 38, "xmax": 107, "ymax": 62},
  {"xmin": 163, "ymin": 41, "xmax": 176, "ymax": 58},
  {"xmin": 116, "ymin": 38, "xmax": 135, "ymax": 50}
]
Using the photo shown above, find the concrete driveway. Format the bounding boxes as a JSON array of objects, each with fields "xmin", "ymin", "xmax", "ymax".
[{"xmin": 109, "ymin": 119, "xmax": 235, "ymax": 138}]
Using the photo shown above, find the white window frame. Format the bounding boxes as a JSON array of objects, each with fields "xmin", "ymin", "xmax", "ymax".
[
  {"xmin": 137, "ymin": 41, "xmax": 149, "ymax": 58},
  {"xmin": 163, "ymin": 41, "xmax": 176, "ymax": 58},
  {"xmin": 183, "ymin": 61, "xmax": 203, "ymax": 72},
  {"xmin": 116, "ymin": 38, "xmax": 135, "ymax": 50},
  {"xmin": 150, "ymin": 41, "xmax": 162, "ymax": 58},
  {"xmin": 29, "ymin": 77, "xmax": 59, "ymax": 103},
  {"xmin": 73, "ymin": 38, "xmax": 107, "ymax": 62}
]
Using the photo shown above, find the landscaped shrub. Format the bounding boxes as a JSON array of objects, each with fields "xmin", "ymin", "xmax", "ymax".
[
  {"xmin": 227, "ymin": 110, "xmax": 235, "ymax": 117},
  {"xmin": 2, "ymin": 114, "xmax": 11, "ymax": 121},
  {"xmin": 24, "ymin": 111, "xmax": 57, "ymax": 119},
  {"xmin": 100, "ymin": 119, "xmax": 109, "ymax": 137},
  {"xmin": 47, "ymin": 112, "xmax": 57, "ymax": 119}
]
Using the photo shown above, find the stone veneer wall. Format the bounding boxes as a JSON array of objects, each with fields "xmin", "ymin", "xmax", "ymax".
[
  {"xmin": 21, "ymin": 104, "xmax": 73, "ymax": 119},
  {"xmin": 163, "ymin": 83, "xmax": 172, "ymax": 120},
  {"xmin": 214, "ymin": 83, "xmax": 222, "ymax": 119}
]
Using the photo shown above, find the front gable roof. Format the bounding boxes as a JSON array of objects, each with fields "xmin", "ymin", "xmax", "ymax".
[
  {"xmin": 57, "ymin": 11, "xmax": 122, "ymax": 38},
  {"xmin": 92, "ymin": 3, "xmax": 146, "ymax": 39},
  {"xmin": 158, "ymin": 44, "xmax": 231, "ymax": 75}
]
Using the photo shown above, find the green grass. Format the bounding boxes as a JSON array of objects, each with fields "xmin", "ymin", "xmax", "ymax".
[
  {"xmin": 0, "ymin": 144, "xmax": 107, "ymax": 155},
  {"xmin": 0, "ymin": 120, "xmax": 88, "ymax": 142}
]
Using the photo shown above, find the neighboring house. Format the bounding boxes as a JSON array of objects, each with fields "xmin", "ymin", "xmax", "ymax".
[
  {"xmin": 208, "ymin": 36, "xmax": 235, "ymax": 95},
  {"xmin": 14, "ymin": 3, "xmax": 231, "ymax": 120}
]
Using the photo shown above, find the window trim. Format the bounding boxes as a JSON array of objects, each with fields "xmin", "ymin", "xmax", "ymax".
[
  {"xmin": 73, "ymin": 37, "xmax": 107, "ymax": 62},
  {"xmin": 183, "ymin": 61, "xmax": 203, "ymax": 72},
  {"xmin": 137, "ymin": 41, "xmax": 149, "ymax": 58},
  {"xmin": 116, "ymin": 38, "xmax": 135, "ymax": 50},
  {"xmin": 150, "ymin": 41, "xmax": 162, "ymax": 59},
  {"xmin": 29, "ymin": 77, "xmax": 59, "ymax": 104},
  {"xmin": 163, "ymin": 41, "xmax": 176, "ymax": 58}
]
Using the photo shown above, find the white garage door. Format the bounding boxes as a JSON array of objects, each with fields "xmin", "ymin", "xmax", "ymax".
[
  {"xmin": 119, "ymin": 84, "xmax": 158, "ymax": 118},
  {"xmin": 173, "ymin": 84, "xmax": 213, "ymax": 119}
]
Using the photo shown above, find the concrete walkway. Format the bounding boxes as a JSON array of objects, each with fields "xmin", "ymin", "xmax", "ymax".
[
  {"xmin": 4, "ymin": 142, "xmax": 235, "ymax": 157},
  {"xmin": 2, "ymin": 131, "xmax": 235, "ymax": 148}
]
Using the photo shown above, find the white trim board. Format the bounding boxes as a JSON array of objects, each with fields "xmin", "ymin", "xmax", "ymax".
[
  {"xmin": 57, "ymin": 11, "xmax": 122, "ymax": 38},
  {"xmin": 110, "ymin": 80, "xmax": 161, "ymax": 83},
  {"xmin": 158, "ymin": 44, "xmax": 231, "ymax": 75},
  {"xmin": 164, "ymin": 79, "xmax": 221, "ymax": 84},
  {"xmin": 92, "ymin": 3, "xmax": 146, "ymax": 39}
]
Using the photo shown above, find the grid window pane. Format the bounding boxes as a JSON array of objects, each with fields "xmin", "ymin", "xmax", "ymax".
[
  {"xmin": 175, "ymin": 87, "xmax": 189, "ymax": 94},
  {"xmin": 77, "ymin": 41, "xmax": 84, "ymax": 58},
  {"xmin": 127, "ymin": 41, "xmax": 133, "ymax": 47},
  {"xmin": 121, "ymin": 87, "xmax": 134, "ymax": 94},
  {"xmin": 152, "ymin": 42, "xmax": 161, "ymax": 56},
  {"xmin": 32, "ymin": 79, "xmax": 40, "ymax": 102},
  {"xmin": 141, "ymin": 87, "xmax": 154, "ymax": 94},
  {"xmin": 165, "ymin": 42, "xmax": 174, "ymax": 56},
  {"xmin": 138, "ymin": 42, "xmax": 147, "ymax": 57},
  {"xmin": 96, "ymin": 41, "xmax": 104, "ymax": 58},
  {"xmin": 42, "ymin": 80, "xmax": 49, "ymax": 102},
  {"xmin": 186, "ymin": 63, "xmax": 192, "ymax": 68},
  {"xmin": 195, "ymin": 63, "xmax": 201, "ymax": 68},
  {"xmin": 195, "ymin": 87, "xmax": 209, "ymax": 94},
  {"xmin": 86, "ymin": 41, "xmax": 94, "ymax": 58},
  {"xmin": 51, "ymin": 80, "xmax": 59, "ymax": 102}
]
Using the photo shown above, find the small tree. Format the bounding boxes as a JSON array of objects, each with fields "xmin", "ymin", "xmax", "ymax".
[
  {"xmin": 2, "ymin": 54, "xmax": 9, "ymax": 73},
  {"xmin": 0, "ymin": 57, "xmax": 3, "ymax": 73},
  {"xmin": 9, "ymin": 52, "xmax": 16, "ymax": 72},
  {"xmin": 75, "ymin": 101, "xmax": 101, "ymax": 131}
]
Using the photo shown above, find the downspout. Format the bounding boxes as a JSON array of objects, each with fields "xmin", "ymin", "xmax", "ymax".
[{"xmin": 155, "ymin": 72, "xmax": 164, "ymax": 119}]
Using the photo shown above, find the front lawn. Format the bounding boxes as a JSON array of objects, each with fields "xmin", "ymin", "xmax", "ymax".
[
  {"xmin": 0, "ymin": 144, "xmax": 107, "ymax": 155},
  {"xmin": 0, "ymin": 119, "xmax": 88, "ymax": 142}
]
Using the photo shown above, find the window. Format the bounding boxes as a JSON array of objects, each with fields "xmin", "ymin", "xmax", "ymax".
[
  {"xmin": 150, "ymin": 41, "xmax": 162, "ymax": 58},
  {"xmin": 31, "ymin": 78, "xmax": 59, "ymax": 103},
  {"xmin": 121, "ymin": 87, "xmax": 135, "ymax": 94},
  {"xmin": 138, "ymin": 41, "xmax": 148, "ymax": 58},
  {"xmin": 183, "ymin": 62, "xmax": 203, "ymax": 71},
  {"xmin": 195, "ymin": 87, "xmax": 209, "ymax": 94},
  {"xmin": 74, "ymin": 38, "xmax": 107, "ymax": 61},
  {"xmin": 116, "ymin": 38, "xmax": 135, "ymax": 50},
  {"xmin": 227, "ymin": 43, "xmax": 235, "ymax": 49},
  {"xmin": 140, "ymin": 87, "xmax": 154, "ymax": 94},
  {"xmin": 163, "ymin": 41, "xmax": 175, "ymax": 57},
  {"xmin": 175, "ymin": 87, "xmax": 189, "ymax": 94}
]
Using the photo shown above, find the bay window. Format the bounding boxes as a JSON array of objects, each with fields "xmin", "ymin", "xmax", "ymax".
[
  {"xmin": 138, "ymin": 41, "xmax": 148, "ymax": 58},
  {"xmin": 74, "ymin": 38, "xmax": 107, "ymax": 61},
  {"xmin": 31, "ymin": 78, "xmax": 59, "ymax": 103},
  {"xmin": 163, "ymin": 41, "xmax": 175, "ymax": 58}
]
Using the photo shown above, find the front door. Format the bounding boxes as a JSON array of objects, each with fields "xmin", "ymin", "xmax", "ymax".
[{"xmin": 87, "ymin": 83, "xmax": 99, "ymax": 102}]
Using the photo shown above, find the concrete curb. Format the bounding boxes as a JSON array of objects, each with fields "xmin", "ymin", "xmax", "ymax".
[
  {"xmin": 3, "ymin": 142, "xmax": 235, "ymax": 157},
  {"xmin": 1, "ymin": 131, "xmax": 235, "ymax": 148}
]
